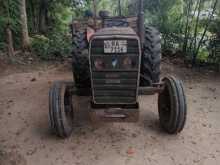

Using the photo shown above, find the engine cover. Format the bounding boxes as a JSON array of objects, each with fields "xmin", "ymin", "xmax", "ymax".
[{"xmin": 89, "ymin": 27, "xmax": 141, "ymax": 105}]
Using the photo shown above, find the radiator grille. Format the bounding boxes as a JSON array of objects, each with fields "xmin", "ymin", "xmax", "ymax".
[{"xmin": 90, "ymin": 38, "xmax": 140, "ymax": 104}]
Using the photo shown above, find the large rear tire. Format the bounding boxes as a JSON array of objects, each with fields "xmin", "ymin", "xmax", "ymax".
[
  {"xmin": 158, "ymin": 76, "xmax": 187, "ymax": 134},
  {"xmin": 72, "ymin": 31, "xmax": 91, "ymax": 88},
  {"xmin": 140, "ymin": 26, "xmax": 161, "ymax": 86},
  {"xmin": 49, "ymin": 81, "xmax": 74, "ymax": 138}
]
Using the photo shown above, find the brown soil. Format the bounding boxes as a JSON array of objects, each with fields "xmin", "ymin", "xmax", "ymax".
[{"xmin": 0, "ymin": 61, "xmax": 220, "ymax": 165}]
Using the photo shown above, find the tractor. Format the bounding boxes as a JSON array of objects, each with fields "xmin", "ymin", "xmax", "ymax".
[{"xmin": 48, "ymin": 0, "xmax": 187, "ymax": 138}]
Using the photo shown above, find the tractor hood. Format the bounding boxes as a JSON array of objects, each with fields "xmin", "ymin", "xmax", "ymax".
[
  {"xmin": 89, "ymin": 27, "xmax": 141, "ymax": 105},
  {"xmin": 91, "ymin": 27, "xmax": 138, "ymax": 39}
]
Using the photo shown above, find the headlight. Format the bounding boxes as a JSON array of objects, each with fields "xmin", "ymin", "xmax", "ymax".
[
  {"xmin": 123, "ymin": 57, "xmax": 132, "ymax": 69},
  {"xmin": 94, "ymin": 58, "xmax": 105, "ymax": 70}
]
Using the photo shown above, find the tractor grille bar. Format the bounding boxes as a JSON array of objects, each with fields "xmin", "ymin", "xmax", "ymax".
[{"xmin": 90, "ymin": 36, "xmax": 140, "ymax": 105}]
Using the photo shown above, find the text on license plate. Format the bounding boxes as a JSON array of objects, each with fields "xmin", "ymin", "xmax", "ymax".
[{"xmin": 104, "ymin": 40, "xmax": 127, "ymax": 53}]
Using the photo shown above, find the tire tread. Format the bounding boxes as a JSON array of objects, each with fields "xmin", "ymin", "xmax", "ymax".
[{"xmin": 141, "ymin": 26, "xmax": 161, "ymax": 86}]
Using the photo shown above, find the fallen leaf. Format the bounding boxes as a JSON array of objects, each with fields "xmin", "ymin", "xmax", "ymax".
[
  {"xmin": 31, "ymin": 78, "xmax": 36, "ymax": 82},
  {"xmin": 127, "ymin": 147, "xmax": 135, "ymax": 155}
]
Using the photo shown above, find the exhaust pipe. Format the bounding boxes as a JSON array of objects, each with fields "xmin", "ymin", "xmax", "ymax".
[
  {"xmin": 118, "ymin": 0, "xmax": 122, "ymax": 17},
  {"xmin": 138, "ymin": 0, "xmax": 145, "ymax": 47}
]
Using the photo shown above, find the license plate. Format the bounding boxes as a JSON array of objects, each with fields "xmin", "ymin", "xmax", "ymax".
[{"xmin": 104, "ymin": 40, "xmax": 127, "ymax": 53}]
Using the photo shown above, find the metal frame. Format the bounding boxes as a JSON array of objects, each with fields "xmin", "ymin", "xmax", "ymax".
[
  {"xmin": 137, "ymin": 0, "xmax": 145, "ymax": 46},
  {"xmin": 71, "ymin": 84, "xmax": 165, "ymax": 97},
  {"xmin": 68, "ymin": 82, "xmax": 164, "ymax": 122}
]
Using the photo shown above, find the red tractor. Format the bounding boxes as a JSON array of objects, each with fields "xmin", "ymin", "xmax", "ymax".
[{"xmin": 48, "ymin": 0, "xmax": 187, "ymax": 138}]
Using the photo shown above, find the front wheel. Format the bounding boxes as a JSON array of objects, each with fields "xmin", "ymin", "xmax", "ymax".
[
  {"xmin": 158, "ymin": 76, "xmax": 187, "ymax": 134},
  {"xmin": 49, "ymin": 81, "xmax": 74, "ymax": 138}
]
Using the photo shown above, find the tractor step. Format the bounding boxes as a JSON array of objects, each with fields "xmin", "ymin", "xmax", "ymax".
[{"xmin": 89, "ymin": 108, "xmax": 139, "ymax": 122}]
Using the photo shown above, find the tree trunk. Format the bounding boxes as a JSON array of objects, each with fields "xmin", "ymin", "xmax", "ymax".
[
  {"xmin": 182, "ymin": 0, "xmax": 192, "ymax": 52},
  {"xmin": 191, "ymin": 0, "xmax": 203, "ymax": 66},
  {"xmin": 20, "ymin": 0, "xmax": 30, "ymax": 50},
  {"xmin": 27, "ymin": 0, "xmax": 36, "ymax": 33},
  {"xmin": 6, "ymin": 25, "xmax": 14, "ymax": 57},
  {"xmin": 188, "ymin": 0, "xmax": 200, "ymax": 53}
]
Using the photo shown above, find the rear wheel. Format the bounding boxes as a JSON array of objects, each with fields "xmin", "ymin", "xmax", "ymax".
[
  {"xmin": 158, "ymin": 76, "xmax": 187, "ymax": 134},
  {"xmin": 140, "ymin": 26, "xmax": 161, "ymax": 86},
  {"xmin": 72, "ymin": 31, "xmax": 90, "ymax": 88},
  {"xmin": 49, "ymin": 81, "xmax": 74, "ymax": 138}
]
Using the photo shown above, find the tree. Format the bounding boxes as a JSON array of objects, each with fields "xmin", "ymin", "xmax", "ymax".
[
  {"xmin": 0, "ymin": 0, "xmax": 16, "ymax": 57},
  {"xmin": 6, "ymin": 24, "xmax": 14, "ymax": 57},
  {"xmin": 38, "ymin": 0, "xmax": 49, "ymax": 33},
  {"xmin": 182, "ymin": 0, "xmax": 193, "ymax": 52},
  {"xmin": 20, "ymin": 0, "xmax": 30, "ymax": 49},
  {"xmin": 194, "ymin": 0, "xmax": 219, "ymax": 64}
]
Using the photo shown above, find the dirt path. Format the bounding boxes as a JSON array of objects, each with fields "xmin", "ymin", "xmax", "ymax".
[{"xmin": 0, "ymin": 62, "xmax": 220, "ymax": 165}]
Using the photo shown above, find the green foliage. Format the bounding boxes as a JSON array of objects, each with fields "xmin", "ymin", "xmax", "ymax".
[
  {"xmin": 0, "ymin": 42, "xmax": 7, "ymax": 52},
  {"xmin": 36, "ymin": 2, "xmax": 73, "ymax": 60},
  {"xmin": 48, "ymin": 2, "xmax": 72, "ymax": 31},
  {"xmin": 143, "ymin": 0, "xmax": 184, "ymax": 51},
  {"xmin": 0, "ymin": 0, "xmax": 220, "ymax": 66},
  {"xmin": 47, "ymin": 31, "xmax": 72, "ymax": 58},
  {"xmin": 143, "ymin": 0, "xmax": 219, "ymax": 65},
  {"xmin": 0, "ymin": 0, "xmax": 21, "ymax": 49},
  {"xmin": 209, "ymin": 18, "xmax": 220, "ymax": 37},
  {"xmin": 31, "ymin": 35, "xmax": 50, "ymax": 59},
  {"xmin": 31, "ymin": 32, "xmax": 71, "ymax": 60},
  {"xmin": 197, "ymin": 47, "xmax": 209, "ymax": 61}
]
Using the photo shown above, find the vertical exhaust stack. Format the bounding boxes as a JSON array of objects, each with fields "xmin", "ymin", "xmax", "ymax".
[
  {"xmin": 118, "ymin": 0, "xmax": 122, "ymax": 17},
  {"xmin": 138, "ymin": 0, "xmax": 145, "ymax": 47}
]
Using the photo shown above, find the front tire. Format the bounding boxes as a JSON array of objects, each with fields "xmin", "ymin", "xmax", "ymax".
[
  {"xmin": 49, "ymin": 81, "xmax": 74, "ymax": 138},
  {"xmin": 158, "ymin": 76, "xmax": 187, "ymax": 134}
]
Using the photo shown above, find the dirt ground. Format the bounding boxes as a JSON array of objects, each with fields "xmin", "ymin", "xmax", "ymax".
[{"xmin": 0, "ymin": 61, "xmax": 220, "ymax": 165}]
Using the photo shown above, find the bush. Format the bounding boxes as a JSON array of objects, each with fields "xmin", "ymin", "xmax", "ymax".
[
  {"xmin": 31, "ymin": 35, "xmax": 50, "ymax": 59},
  {"xmin": 48, "ymin": 32, "xmax": 72, "ymax": 58},
  {"xmin": 31, "ymin": 32, "xmax": 72, "ymax": 60},
  {"xmin": 209, "ymin": 19, "xmax": 220, "ymax": 37},
  {"xmin": 0, "ymin": 42, "xmax": 7, "ymax": 52},
  {"xmin": 197, "ymin": 47, "xmax": 209, "ymax": 62}
]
